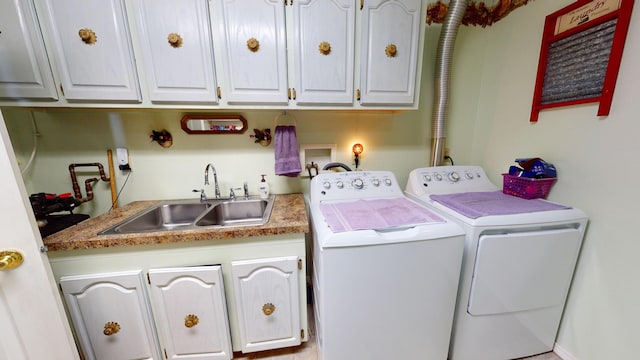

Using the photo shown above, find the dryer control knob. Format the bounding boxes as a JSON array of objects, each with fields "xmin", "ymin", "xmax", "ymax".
[
  {"xmin": 384, "ymin": 178, "xmax": 393, "ymax": 186},
  {"xmin": 372, "ymin": 179, "xmax": 380, "ymax": 187},
  {"xmin": 465, "ymin": 171, "xmax": 474, "ymax": 180},
  {"xmin": 323, "ymin": 181, "xmax": 331, "ymax": 190},
  {"xmin": 352, "ymin": 178, "xmax": 364, "ymax": 189},
  {"xmin": 448, "ymin": 172, "xmax": 460, "ymax": 182},
  {"xmin": 336, "ymin": 181, "xmax": 344, "ymax": 189},
  {"xmin": 435, "ymin": 173, "xmax": 443, "ymax": 181}
]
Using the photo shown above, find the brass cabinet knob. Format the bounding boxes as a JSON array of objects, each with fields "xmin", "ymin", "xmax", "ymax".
[
  {"xmin": 262, "ymin": 302, "xmax": 275, "ymax": 316},
  {"xmin": 103, "ymin": 321, "xmax": 121, "ymax": 336},
  {"xmin": 319, "ymin": 41, "xmax": 331, "ymax": 55},
  {"xmin": 0, "ymin": 250, "xmax": 24, "ymax": 271},
  {"xmin": 168, "ymin": 33, "xmax": 183, "ymax": 48},
  {"xmin": 385, "ymin": 44, "xmax": 397, "ymax": 58},
  {"xmin": 184, "ymin": 314, "xmax": 199, "ymax": 328},
  {"xmin": 247, "ymin": 37, "xmax": 260, "ymax": 52},
  {"xmin": 78, "ymin": 28, "xmax": 97, "ymax": 45}
]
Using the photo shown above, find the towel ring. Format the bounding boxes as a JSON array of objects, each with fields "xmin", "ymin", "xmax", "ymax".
[{"xmin": 274, "ymin": 111, "xmax": 297, "ymax": 127}]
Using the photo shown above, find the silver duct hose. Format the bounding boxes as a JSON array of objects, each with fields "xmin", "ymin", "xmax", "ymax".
[{"xmin": 430, "ymin": 0, "xmax": 468, "ymax": 166}]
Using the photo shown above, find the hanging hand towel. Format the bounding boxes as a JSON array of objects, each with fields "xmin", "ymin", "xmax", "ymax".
[{"xmin": 274, "ymin": 125, "xmax": 302, "ymax": 177}]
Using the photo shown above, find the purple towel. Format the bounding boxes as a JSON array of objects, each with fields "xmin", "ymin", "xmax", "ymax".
[
  {"xmin": 274, "ymin": 125, "xmax": 302, "ymax": 177},
  {"xmin": 430, "ymin": 191, "xmax": 570, "ymax": 219}
]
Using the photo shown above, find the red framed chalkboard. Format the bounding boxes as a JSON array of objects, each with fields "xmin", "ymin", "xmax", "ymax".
[{"xmin": 530, "ymin": 0, "xmax": 634, "ymax": 122}]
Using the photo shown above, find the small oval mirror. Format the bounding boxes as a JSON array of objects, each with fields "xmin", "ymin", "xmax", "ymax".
[{"xmin": 181, "ymin": 114, "xmax": 247, "ymax": 134}]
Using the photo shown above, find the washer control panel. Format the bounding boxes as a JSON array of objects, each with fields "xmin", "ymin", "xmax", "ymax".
[
  {"xmin": 311, "ymin": 171, "xmax": 402, "ymax": 204},
  {"xmin": 405, "ymin": 166, "xmax": 499, "ymax": 196}
]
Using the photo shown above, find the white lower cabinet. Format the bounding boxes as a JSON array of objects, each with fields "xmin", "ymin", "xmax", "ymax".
[
  {"xmin": 59, "ymin": 270, "xmax": 162, "ymax": 360},
  {"xmin": 148, "ymin": 266, "xmax": 233, "ymax": 360},
  {"xmin": 52, "ymin": 235, "xmax": 307, "ymax": 358},
  {"xmin": 231, "ymin": 256, "xmax": 302, "ymax": 353}
]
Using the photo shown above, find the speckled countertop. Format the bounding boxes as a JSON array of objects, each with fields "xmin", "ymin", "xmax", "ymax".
[{"xmin": 43, "ymin": 194, "xmax": 309, "ymax": 252}]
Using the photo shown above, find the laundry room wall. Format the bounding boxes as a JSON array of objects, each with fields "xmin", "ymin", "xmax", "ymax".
[{"xmin": 446, "ymin": 1, "xmax": 640, "ymax": 359}]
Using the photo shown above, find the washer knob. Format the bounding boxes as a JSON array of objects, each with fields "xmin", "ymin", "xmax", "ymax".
[
  {"xmin": 372, "ymin": 179, "xmax": 380, "ymax": 187},
  {"xmin": 384, "ymin": 178, "xmax": 392, "ymax": 186},
  {"xmin": 424, "ymin": 175, "xmax": 432, "ymax": 182},
  {"xmin": 465, "ymin": 171, "xmax": 474, "ymax": 180},
  {"xmin": 435, "ymin": 173, "xmax": 443, "ymax": 181},
  {"xmin": 336, "ymin": 181, "xmax": 344, "ymax": 189},
  {"xmin": 448, "ymin": 172, "xmax": 460, "ymax": 182},
  {"xmin": 352, "ymin": 178, "xmax": 364, "ymax": 189},
  {"xmin": 323, "ymin": 181, "xmax": 331, "ymax": 190}
]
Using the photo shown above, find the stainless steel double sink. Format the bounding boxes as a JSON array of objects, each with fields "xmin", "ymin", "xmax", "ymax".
[{"xmin": 99, "ymin": 195, "xmax": 275, "ymax": 235}]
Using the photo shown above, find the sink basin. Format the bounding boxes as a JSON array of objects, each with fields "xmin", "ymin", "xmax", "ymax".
[
  {"xmin": 99, "ymin": 196, "xmax": 274, "ymax": 235},
  {"xmin": 195, "ymin": 198, "xmax": 271, "ymax": 227}
]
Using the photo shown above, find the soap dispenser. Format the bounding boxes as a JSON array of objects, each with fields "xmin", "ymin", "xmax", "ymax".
[{"xmin": 258, "ymin": 174, "xmax": 270, "ymax": 199}]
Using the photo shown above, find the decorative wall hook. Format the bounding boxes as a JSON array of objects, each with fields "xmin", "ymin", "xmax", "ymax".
[
  {"xmin": 150, "ymin": 129, "xmax": 173, "ymax": 148},
  {"xmin": 250, "ymin": 128, "xmax": 271, "ymax": 146}
]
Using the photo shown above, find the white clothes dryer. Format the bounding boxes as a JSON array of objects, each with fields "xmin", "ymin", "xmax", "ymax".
[
  {"xmin": 405, "ymin": 166, "xmax": 588, "ymax": 360},
  {"xmin": 310, "ymin": 171, "xmax": 465, "ymax": 360}
]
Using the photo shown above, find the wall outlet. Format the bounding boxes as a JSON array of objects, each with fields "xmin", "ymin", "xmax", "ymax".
[{"xmin": 116, "ymin": 148, "xmax": 131, "ymax": 170}]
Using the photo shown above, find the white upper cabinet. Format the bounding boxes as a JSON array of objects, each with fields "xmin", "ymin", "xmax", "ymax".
[
  {"xmin": 148, "ymin": 266, "xmax": 233, "ymax": 360},
  {"xmin": 292, "ymin": 0, "xmax": 355, "ymax": 105},
  {"xmin": 214, "ymin": 0, "xmax": 289, "ymax": 105},
  {"xmin": 38, "ymin": 0, "xmax": 141, "ymax": 102},
  {"xmin": 0, "ymin": 0, "xmax": 57, "ymax": 100},
  {"xmin": 131, "ymin": 0, "xmax": 219, "ymax": 104},
  {"xmin": 359, "ymin": 0, "xmax": 422, "ymax": 105}
]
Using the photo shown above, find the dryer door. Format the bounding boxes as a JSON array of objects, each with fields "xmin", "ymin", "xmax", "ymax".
[{"xmin": 467, "ymin": 227, "xmax": 582, "ymax": 315}]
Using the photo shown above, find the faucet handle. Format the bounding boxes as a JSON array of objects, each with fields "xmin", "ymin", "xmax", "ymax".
[
  {"xmin": 229, "ymin": 187, "xmax": 241, "ymax": 200},
  {"xmin": 243, "ymin": 181, "xmax": 249, "ymax": 199},
  {"xmin": 193, "ymin": 189, "xmax": 207, "ymax": 202}
]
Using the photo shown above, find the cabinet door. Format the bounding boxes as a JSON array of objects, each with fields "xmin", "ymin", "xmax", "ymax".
[
  {"xmin": 132, "ymin": 0, "xmax": 218, "ymax": 103},
  {"xmin": 360, "ymin": 0, "xmax": 422, "ymax": 105},
  {"xmin": 215, "ymin": 0, "xmax": 288, "ymax": 104},
  {"xmin": 292, "ymin": 0, "xmax": 355, "ymax": 105},
  {"xmin": 59, "ymin": 270, "xmax": 162, "ymax": 360},
  {"xmin": 0, "ymin": 0, "xmax": 57, "ymax": 100},
  {"xmin": 38, "ymin": 0, "xmax": 141, "ymax": 101},
  {"xmin": 231, "ymin": 256, "xmax": 301, "ymax": 353},
  {"xmin": 148, "ymin": 266, "xmax": 233, "ymax": 360}
]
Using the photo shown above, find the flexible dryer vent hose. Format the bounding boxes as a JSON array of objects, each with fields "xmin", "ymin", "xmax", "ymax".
[{"xmin": 431, "ymin": 0, "xmax": 468, "ymax": 166}]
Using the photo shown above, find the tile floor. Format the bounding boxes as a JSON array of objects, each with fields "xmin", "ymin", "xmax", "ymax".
[{"xmin": 232, "ymin": 305, "xmax": 563, "ymax": 360}]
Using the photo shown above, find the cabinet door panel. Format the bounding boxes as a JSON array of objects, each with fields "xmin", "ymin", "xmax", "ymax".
[
  {"xmin": 60, "ymin": 270, "xmax": 161, "ymax": 360},
  {"xmin": 133, "ymin": 0, "xmax": 218, "ymax": 103},
  {"xmin": 215, "ymin": 0, "xmax": 288, "ymax": 104},
  {"xmin": 0, "ymin": 0, "xmax": 57, "ymax": 99},
  {"xmin": 39, "ymin": 0, "xmax": 141, "ymax": 101},
  {"xmin": 360, "ymin": 0, "xmax": 421, "ymax": 105},
  {"xmin": 148, "ymin": 266, "xmax": 232, "ymax": 360},
  {"xmin": 231, "ymin": 256, "xmax": 301, "ymax": 353},
  {"xmin": 293, "ymin": 0, "xmax": 355, "ymax": 104}
]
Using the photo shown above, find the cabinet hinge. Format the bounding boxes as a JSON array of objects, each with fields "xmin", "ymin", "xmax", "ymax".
[
  {"xmin": 298, "ymin": 258, "xmax": 302, "ymax": 270},
  {"xmin": 301, "ymin": 329, "xmax": 305, "ymax": 339},
  {"xmin": 356, "ymin": 89, "xmax": 361, "ymax": 101},
  {"xmin": 217, "ymin": 86, "xmax": 222, "ymax": 99}
]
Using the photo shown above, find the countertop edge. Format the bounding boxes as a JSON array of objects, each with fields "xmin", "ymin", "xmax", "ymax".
[{"xmin": 43, "ymin": 194, "xmax": 309, "ymax": 251}]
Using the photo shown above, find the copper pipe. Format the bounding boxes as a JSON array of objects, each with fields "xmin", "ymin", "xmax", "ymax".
[
  {"xmin": 107, "ymin": 150, "xmax": 118, "ymax": 208},
  {"xmin": 68, "ymin": 163, "xmax": 110, "ymax": 203}
]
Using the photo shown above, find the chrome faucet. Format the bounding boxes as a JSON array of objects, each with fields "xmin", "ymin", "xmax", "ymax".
[
  {"xmin": 243, "ymin": 181, "xmax": 249, "ymax": 200},
  {"xmin": 229, "ymin": 187, "xmax": 241, "ymax": 201},
  {"xmin": 204, "ymin": 163, "xmax": 221, "ymax": 199}
]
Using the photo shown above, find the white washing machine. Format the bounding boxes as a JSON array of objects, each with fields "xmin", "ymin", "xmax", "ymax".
[
  {"xmin": 309, "ymin": 171, "xmax": 465, "ymax": 360},
  {"xmin": 405, "ymin": 166, "xmax": 588, "ymax": 360}
]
